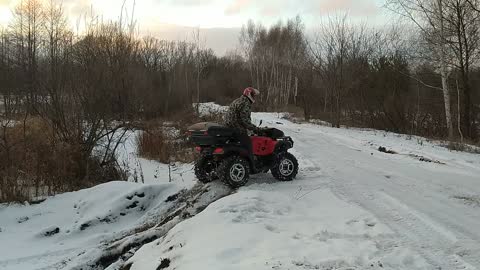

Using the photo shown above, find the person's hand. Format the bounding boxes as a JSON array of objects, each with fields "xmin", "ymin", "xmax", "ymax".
[{"xmin": 255, "ymin": 127, "xmax": 268, "ymax": 134}]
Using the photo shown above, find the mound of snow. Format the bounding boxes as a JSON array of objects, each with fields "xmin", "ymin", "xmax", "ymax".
[
  {"xmin": 0, "ymin": 181, "xmax": 184, "ymax": 270},
  {"xmin": 127, "ymin": 184, "xmax": 427, "ymax": 270}
]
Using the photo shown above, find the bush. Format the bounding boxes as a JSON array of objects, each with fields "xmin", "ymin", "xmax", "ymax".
[
  {"xmin": 0, "ymin": 118, "xmax": 126, "ymax": 203},
  {"xmin": 136, "ymin": 123, "xmax": 194, "ymax": 164},
  {"xmin": 136, "ymin": 129, "xmax": 170, "ymax": 163},
  {"xmin": 136, "ymin": 107, "xmax": 227, "ymax": 164},
  {"xmin": 447, "ymin": 141, "xmax": 480, "ymax": 154}
]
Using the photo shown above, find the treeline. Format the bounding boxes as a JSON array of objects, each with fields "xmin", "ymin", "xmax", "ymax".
[
  {"xmin": 240, "ymin": 9, "xmax": 479, "ymax": 140},
  {"xmin": 1, "ymin": 1, "xmax": 479, "ymax": 138},
  {"xmin": 0, "ymin": 0, "xmax": 479, "ymax": 201}
]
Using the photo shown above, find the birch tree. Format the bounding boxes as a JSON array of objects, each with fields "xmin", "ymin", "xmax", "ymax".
[{"xmin": 386, "ymin": 0, "xmax": 455, "ymax": 139}]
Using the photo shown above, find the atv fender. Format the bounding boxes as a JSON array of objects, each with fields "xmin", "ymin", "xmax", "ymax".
[
  {"xmin": 274, "ymin": 138, "xmax": 293, "ymax": 154},
  {"xmin": 220, "ymin": 145, "xmax": 255, "ymax": 170}
]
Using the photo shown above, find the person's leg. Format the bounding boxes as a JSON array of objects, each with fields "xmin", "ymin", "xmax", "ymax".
[
  {"xmin": 236, "ymin": 131, "xmax": 253, "ymax": 161},
  {"xmin": 241, "ymin": 133, "xmax": 253, "ymax": 157}
]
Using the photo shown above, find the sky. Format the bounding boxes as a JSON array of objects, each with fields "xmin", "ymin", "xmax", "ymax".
[{"xmin": 0, "ymin": 0, "xmax": 388, "ymax": 54}]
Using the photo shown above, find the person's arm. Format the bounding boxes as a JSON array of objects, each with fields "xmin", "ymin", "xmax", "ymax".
[{"xmin": 239, "ymin": 102, "xmax": 258, "ymax": 131}]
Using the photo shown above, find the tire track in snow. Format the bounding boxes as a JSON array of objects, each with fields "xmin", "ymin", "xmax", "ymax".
[
  {"xmin": 63, "ymin": 182, "xmax": 233, "ymax": 270},
  {"xmin": 279, "ymin": 122, "xmax": 480, "ymax": 270}
]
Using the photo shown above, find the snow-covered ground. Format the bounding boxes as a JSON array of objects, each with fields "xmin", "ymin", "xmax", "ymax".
[
  {"xmin": 118, "ymin": 130, "xmax": 195, "ymax": 186},
  {"xmin": 128, "ymin": 113, "xmax": 480, "ymax": 270},
  {"xmin": 0, "ymin": 182, "xmax": 184, "ymax": 270},
  {"xmin": 1, "ymin": 110, "xmax": 480, "ymax": 270}
]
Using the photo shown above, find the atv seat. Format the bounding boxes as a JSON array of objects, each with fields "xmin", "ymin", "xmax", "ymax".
[{"xmin": 188, "ymin": 122, "xmax": 237, "ymax": 146}]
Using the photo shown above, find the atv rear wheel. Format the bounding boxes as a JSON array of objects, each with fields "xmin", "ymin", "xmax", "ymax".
[
  {"xmin": 217, "ymin": 156, "xmax": 250, "ymax": 188},
  {"xmin": 194, "ymin": 157, "xmax": 217, "ymax": 184},
  {"xmin": 271, "ymin": 152, "xmax": 298, "ymax": 181}
]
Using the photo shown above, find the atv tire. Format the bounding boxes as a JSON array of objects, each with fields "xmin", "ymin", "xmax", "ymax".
[
  {"xmin": 271, "ymin": 152, "xmax": 298, "ymax": 181},
  {"xmin": 194, "ymin": 157, "xmax": 217, "ymax": 184},
  {"xmin": 217, "ymin": 156, "xmax": 250, "ymax": 188}
]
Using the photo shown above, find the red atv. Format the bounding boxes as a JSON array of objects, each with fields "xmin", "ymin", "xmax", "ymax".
[{"xmin": 188, "ymin": 122, "xmax": 299, "ymax": 188}]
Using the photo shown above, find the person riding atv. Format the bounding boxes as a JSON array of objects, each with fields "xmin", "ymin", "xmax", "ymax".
[
  {"xmin": 223, "ymin": 87, "xmax": 262, "ymax": 162},
  {"xmin": 188, "ymin": 87, "xmax": 298, "ymax": 187}
]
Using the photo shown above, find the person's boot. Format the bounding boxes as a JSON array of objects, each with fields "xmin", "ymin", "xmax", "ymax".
[{"xmin": 251, "ymin": 155, "xmax": 263, "ymax": 173}]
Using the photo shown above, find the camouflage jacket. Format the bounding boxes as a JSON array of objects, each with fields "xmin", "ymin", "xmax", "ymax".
[{"xmin": 224, "ymin": 95, "xmax": 258, "ymax": 133}]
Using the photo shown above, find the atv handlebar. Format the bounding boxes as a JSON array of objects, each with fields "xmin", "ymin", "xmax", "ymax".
[{"xmin": 254, "ymin": 127, "xmax": 270, "ymax": 136}]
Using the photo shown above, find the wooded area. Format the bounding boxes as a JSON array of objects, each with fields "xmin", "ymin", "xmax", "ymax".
[{"xmin": 1, "ymin": 0, "xmax": 479, "ymax": 202}]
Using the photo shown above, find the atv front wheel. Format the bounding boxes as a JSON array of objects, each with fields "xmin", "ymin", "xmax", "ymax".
[
  {"xmin": 194, "ymin": 157, "xmax": 217, "ymax": 184},
  {"xmin": 271, "ymin": 152, "xmax": 298, "ymax": 181},
  {"xmin": 217, "ymin": 156, "xmax": 250, "ymax": 188}
]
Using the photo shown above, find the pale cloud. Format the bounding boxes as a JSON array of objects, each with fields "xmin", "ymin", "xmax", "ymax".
[
  {"xmin": 314, "ymin": 0, "xmax": 380, "ymax": 16},
  {"xmin": 140, "ymin": 22, "xmax": 241, "ymax": 55},
  {"xmin": 225, "ymin": 0, "xmax": 252, "ymax": 15},
  {"xmin": 167, "ymin": 0, "xmax": 217, "ymax": 6},
  {"xmin": 224, "ymin": 0, "xmax": 381, "ymax": 20}
]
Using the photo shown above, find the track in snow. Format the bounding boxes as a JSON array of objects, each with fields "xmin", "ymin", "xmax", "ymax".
[{"xmin": 264, "ymin": 114, "xmax": 480, "ymax": 270}]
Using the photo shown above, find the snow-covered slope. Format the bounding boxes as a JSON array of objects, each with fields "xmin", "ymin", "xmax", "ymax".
[
  {"xmin": 1, "ymin": 112, "xmax": 480, "ymax": 270},
  {"xmin": 0, "ymin": 182, "xmax": 183, "ymax": 270},
  {"xmin": 128, "ymin": 113, "xmax": 480, "ymax": 270}
]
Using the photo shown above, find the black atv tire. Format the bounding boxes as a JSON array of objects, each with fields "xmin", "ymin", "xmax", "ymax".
[
  {"xmin": 271, "ymin": 152, "xmax": 298, "ymax": 181},
  {"xmin": 194, "ymin": 157, "xmax": 217, "ymax": 184},
  {"xmin": 217, "ymin": 156, "xmax": 250, "ymax": 188}
]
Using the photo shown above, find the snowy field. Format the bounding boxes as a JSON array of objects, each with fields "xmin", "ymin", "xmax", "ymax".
[{"xmin": 1, "ymin": 110, "xmax": 480, "ymax": 270}]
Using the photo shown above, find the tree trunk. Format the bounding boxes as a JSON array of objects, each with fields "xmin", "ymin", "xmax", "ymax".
[{"xmin": 437, "ymin": 0, "xmax": 454, "ymax": 140}]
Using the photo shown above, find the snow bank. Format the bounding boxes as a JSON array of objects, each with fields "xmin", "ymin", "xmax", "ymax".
[
  {"xmin": 128, "ymin": 183, "xmax": 427, "ymax": 270},
  {"xmin": 0, "ymin": 181, "xmax": 184, "ymax": 270}
]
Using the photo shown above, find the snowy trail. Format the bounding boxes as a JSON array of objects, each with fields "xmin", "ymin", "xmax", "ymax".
[
  {"xmin": 262, "ymin": 114, "xmax": 480, "ymax": 269},
  {"xmin": 124, "ymin": 113, "xmax": 479, "ymax": 270}
]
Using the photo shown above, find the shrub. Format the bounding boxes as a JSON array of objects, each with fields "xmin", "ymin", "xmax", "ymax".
[
  {"xmin": 136, "ymin": 107, "xmax": 227, "ymax": 164},
  {"xmin": 0, "ymin": 118, "xmax": 126, "ymax": 203}
]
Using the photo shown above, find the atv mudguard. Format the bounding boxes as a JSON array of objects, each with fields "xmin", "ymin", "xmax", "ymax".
[{"xmin": 274, "ymin": 137, "xmax": 293, "ymax": 153}]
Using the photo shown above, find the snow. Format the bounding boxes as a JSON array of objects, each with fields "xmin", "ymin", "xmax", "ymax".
[
  {"xmin": 193, "ymin": 102, "xmax": 228, "ymax": 118},
  {"xmin": 118, "ymin": 130, "xmax": 195, "ymax": 187},
  {"xmin": 1, "ymin": 107, "xmax": 480, "ymax": 270},
  {"xmin": 128, "ymin": 185, "xmax": 428, "ymax": 270},
  {"xmin": 127, "ymin": 112, "xmax": 480, "ymax": 270},
  {"xmin": 0, "ymin": 182, "xmax": 185, "ymax": 270},
  {"xmin": 0, "ymin": 130, "xmax": 196, "ymax": 270}
]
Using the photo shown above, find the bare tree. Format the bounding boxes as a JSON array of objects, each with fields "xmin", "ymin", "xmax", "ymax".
[
  {"xmin": 386, "ymin": 0, "xmax": 455, "ymax": 139},
  {"xmin": 10, "ymin": 0, "xmax": 45, "ymax": 113},
  {"xmin": 443, "ymin": 0, "xmax": 480, "ymax": 138}
]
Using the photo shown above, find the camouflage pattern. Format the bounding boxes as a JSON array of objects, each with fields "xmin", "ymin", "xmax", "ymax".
[{"xmin": 224, "ymin": 95, "xmax": 258, "ymax": 134}]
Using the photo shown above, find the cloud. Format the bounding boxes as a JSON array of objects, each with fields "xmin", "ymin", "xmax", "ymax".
[
  {"xmin": 168, "ymin": 0, "xmax": 216, "ymax": 6},
  {"xmin": 225, "ymin": 0, "xmax": 252, "ymax": 15},
  {"xmin": 140, "ymin": 22, "xmax": 240, "ymax": 55},
  {"xmin": 224, "ymin": 0, "xmax": 380, "ymax": 19},
  {"xmin": 313, "ymin": 0, "xmax": 380, "ymax": 16},
  {"xmin": 64, "ymin": 0, "xmax": 92, "ymax": 17}
]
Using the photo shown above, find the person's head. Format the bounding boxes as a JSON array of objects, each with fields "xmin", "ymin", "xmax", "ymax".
[{"xmin": 243, "ymin": 87, "xmax": 260, "ymax": 103}]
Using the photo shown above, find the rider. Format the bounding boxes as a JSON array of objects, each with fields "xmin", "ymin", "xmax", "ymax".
[{"xmin": 224, "ymin": 87, "xmax": 261, "ymax": 163}]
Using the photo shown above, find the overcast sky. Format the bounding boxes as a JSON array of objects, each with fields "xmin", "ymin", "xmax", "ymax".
[{"xmin": 0, "ymin": 0, "xmax": 388, "ymax": 54}]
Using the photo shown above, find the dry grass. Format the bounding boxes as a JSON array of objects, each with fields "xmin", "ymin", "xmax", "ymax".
[
  {"xmin": 447, "ymin": 141, "xmax": 480, "ymax": 154},
  {"xmin": 136, "ymin": 107, "xmax": 225, "ymax": 164},
  {"xmin": 0, "ymin": 117, "xmax": 126, "ymax": 203},
  {"xmin": 136, "ymin": 129, "xmax": 171, "ymax": 163}
]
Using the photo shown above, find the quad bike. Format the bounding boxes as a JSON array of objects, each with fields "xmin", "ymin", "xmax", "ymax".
[{"xmin": 187, "ymin": 122, "xmax": 299, "ymax": 188}]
